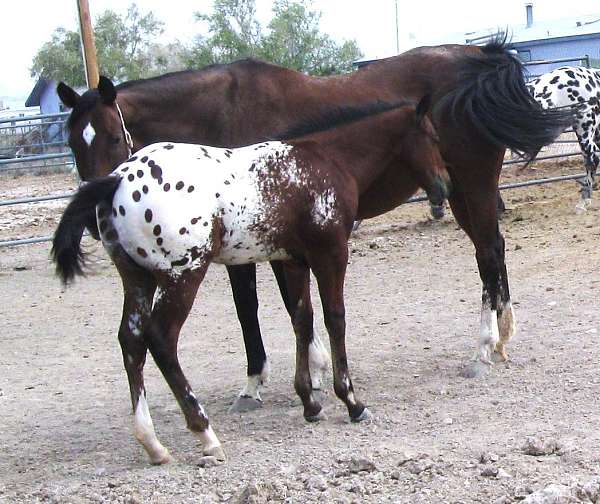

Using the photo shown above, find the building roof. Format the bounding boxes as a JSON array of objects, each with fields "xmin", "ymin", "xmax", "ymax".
[
  {"xmin": 357, "ymin": 11, "xmax": 600, "ymax": 64},
  {"xmin": 463, "ymin": 13, "xmax": 600, "ymax": 46},
  {"xmin": 24, "ymin": 78, "xmax": 51, "ymax": 107}
]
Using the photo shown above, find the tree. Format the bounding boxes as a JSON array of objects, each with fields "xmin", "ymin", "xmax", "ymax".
[
  {"xmin": 31, "ymin": 3, "xmax": 166, "ymax": 86},
  {"xmin": 184, "ymin": 0, "xmax": 362, "ymax": 75}
]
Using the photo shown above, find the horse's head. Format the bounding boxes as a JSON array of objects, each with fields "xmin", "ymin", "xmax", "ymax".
[
  {"xmin": 402, "ymin": 95, "xmax": 451, "ymax": 206},
  {"xmin": 57, "ymin": 76, "xmax": 132, "ymax": 180}
]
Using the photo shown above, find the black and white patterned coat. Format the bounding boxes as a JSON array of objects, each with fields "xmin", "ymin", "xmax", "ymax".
[{"xmin": 528, "ymin": 66, "xmax": 600, "ymax": 209}]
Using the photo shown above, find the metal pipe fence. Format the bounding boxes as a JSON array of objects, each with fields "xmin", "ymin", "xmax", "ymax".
[{"xmin": 0, "ymin": 55, "xmax": 593, "ymax": 248}]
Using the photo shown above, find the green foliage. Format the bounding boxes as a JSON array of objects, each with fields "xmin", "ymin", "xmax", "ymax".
[
  {"xmin": 30, "ymin": 3, "xmax": 166, "ymax": 86},
  {"xmin": 31, "ymin": 0, "xmax": 363, "ymax": 87},
  {"xmin": 184, "ymin": 0, "xmax": 363, "ymax": 75}
]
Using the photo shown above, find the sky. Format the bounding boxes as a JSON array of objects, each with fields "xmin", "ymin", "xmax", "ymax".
[{"xmin": 1, "ymin": 0, "xmax": 599, "ymax": 109}]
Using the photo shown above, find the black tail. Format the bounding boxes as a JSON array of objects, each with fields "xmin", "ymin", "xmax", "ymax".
[
  {"xmin": 51, "ymin": 176, "xmax": 121, "ymax": 285},
  {"xmin": 435, "ymin": 33, "xmax": 573, "ymax": 159}
]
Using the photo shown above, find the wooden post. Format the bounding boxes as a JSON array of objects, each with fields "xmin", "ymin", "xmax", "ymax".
[{"xmin": 77, "ymin": 0, "xmax": 99, "ymax": 88}]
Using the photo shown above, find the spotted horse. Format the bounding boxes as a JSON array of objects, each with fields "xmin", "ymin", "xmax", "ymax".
[
  {"xmin": 527, "ymin": 66, "xmax": 600, "ymax": 211},
  {"xmin": 52, "ymin": 98, "xmax": 451, "ymax": 464}
]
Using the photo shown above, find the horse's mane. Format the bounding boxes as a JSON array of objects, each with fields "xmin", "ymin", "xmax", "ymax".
[
  {"xmin": 272, "ymin": 100, "xmax": 412, "ymax": 141},
  {"xmin": 115, "ymin": 58, "xmax": 274, "ymax": 91},
  {"xmin": 66, "ymin": 58, "xmax": 276, "ymax": 130}
]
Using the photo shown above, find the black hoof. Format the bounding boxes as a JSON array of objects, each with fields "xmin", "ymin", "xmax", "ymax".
[{"xmin": 228, "ymin": 395, "xmax": 263, "ymax": 414}]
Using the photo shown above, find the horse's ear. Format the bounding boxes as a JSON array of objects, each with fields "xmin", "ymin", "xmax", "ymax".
[
  {"xmin": 97, "ymin": 76, "xmax": 117, "ymax": 105},
  {"xmin": 415, "ymin": 94, "xmax": 432, "ymax": 124},
  {"xmin": 57, "ymin": 82, "xmax": 80, "ymax": 109}
]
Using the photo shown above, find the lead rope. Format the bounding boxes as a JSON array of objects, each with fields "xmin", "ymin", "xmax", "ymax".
[{"xmin": 115, "ymin": 101, "xmax": 134, "ymax": 157}]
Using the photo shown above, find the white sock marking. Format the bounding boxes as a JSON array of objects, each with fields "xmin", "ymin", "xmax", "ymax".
[
  {"xmin": 478, "ymin": 301, "xmax": 500, "ymax": 364},
  {"xmin": 240, "ymin": 360, "xmax": 270, "ymax": 401},
  {"xmin": 309, "ymin": 329, "xmax": 329, "ymax": 389},
  {"xmin": 133, "ymin": 392, "xmax": 169, "ymax": 463},
  {"xmin": 195, "ymin": 425, "xmax": 222, "ymax": 453}
]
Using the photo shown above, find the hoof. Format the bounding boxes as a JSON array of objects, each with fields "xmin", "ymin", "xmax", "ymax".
[
  {"xmin": 460, "ymin": 360, "xmax": 491, "ymax": 379},
  {"xmin": 430, "ymin": 205, "xmax": 446, "ymax": 220},
  {"xmin": 203, "ymin": 445, "xmax": 226, "ymax": 462},
  {"xmin": 228, "ymin": 395, "xmax": 263, "ymax": 414},
  {"xmin": 149, "ymin": 449, "xmax": 172, "ymax": 466},
  {"xmin": 351, "ymin": 407, "xmax": 373, "ymax": 423},
  {"xmin": 304, "ymin": 405, "xmax": 326, "ymax": 422},
  {"xmin": 492, "ymin": 349, "xmax": 508, "ymax": 363}
]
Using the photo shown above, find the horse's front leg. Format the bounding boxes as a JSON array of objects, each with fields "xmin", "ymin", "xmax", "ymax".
[
  {"xmin": 282, "ymin": 260, "xmax": 324, "ymax": 421},
  {"xmin": 448, "ymin": 183, "xmax": 516, "ymax": 378},
  {"xmin": 271, "ymin": 260, "xmax": 329, "ymax": 394},
  {"xmin": 226, "ymin": 264, "xmax": 270, "ymax": 413},
  {"xmin": 111, "ymin": 245, "xmax": 170, "ymax": 465},
  {"xmin": 308, "ymin": 243, "xmax": 370, "ymax": 422}
]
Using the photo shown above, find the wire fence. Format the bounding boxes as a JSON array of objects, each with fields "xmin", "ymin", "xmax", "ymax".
[{"xmin": 0, "ymin": 57, "xmax": 592, "ymax": 248}]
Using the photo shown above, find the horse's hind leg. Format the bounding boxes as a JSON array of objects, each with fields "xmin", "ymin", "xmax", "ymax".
[
  {"xmin": 146, "ymin": 266, "xmax": 225, "ymax": 462},
  {"xmin": 447, "ymin": 178, "xmax": 515, "ymax": 378},
  {"xmin": 574, "ymin": 115, "xmax": 599, "ymax": 211},
  {"xmin": 111, "ymin": 246, "xmax": 170, "ymax": 464},
  {"xmin": 272, "ymin": 260, "xmax": 329, "ymax": 394},
  {"xmin": 226, "ymin": 264, "xmax": 269, "ymax": 413}
]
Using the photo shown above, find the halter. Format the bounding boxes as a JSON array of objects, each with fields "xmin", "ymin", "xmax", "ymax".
[{"xmin": 115, "ymin": 101, "xmax": 134, "ymax": 157}]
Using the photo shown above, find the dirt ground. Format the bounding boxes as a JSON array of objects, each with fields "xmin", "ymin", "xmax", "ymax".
[{"xmin": 1, "ymin": 158, "xmax": 600, "ymax": 504}]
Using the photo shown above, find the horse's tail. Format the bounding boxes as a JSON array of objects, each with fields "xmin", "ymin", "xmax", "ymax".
[
  {"xmin": 52, "ymin": 176, "xmax": 121, "ymax": 285},
  {"xmin": 435, "ymin": 33, "xmax": 573, "ymax": 159}
]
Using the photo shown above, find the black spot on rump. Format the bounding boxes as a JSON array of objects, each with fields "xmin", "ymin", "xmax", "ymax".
[
  {"xmin": 132, "ymin": 191, "xmax": 141, "ymax": 202},
  {"xmin": 157, "ymin": 237, "xmax": 163, "ymax": 246},
  {"xmin": 163, "ymin": 183, "xmax": 171, "ymax": 192},
  {"xmin": 145, "ymin": 209, "xmax": 153, "ymax": 223},
  {"xmin": 190, "ymin": 246, "xmax": 202, "ymax": 261},
  {"xmin": 141, "ymin": 156, "xmax": 148, "ymax": 163},
  {"xmin": 128, "ymin": 156, "xmax": 138, "ymax": 162},
  {"xmin": 164, "ymin": 144, "xmax": 174, "ymax": 150},
  {"xmin": 176, "ymin": 181, "xmax": 184, "ymax": 190},
  {"xmin": 215, "ymin": 192, "xmax": 220, "ymax": 198},
  {"xmin": 142, "ymin": 185, "xmax": 149, "ymax": 194},
  {"xmin": 179, "ymin": 227, "xmax": 187, "ymax": 235},
  {"xmin": 150, "ymin": 164, "xmax": 163, "ymax": 180},
  {"xmin": 119, "ymin": 205, "xmax": 126, "ymax": 216},
  {"xmin": 137, "ymin": 170, "xmax": 144, "ymax": 178},
  {"xmin": 171, "ymin": 256, "xmax": 189, "ymax": 267},
  {"xmin": 549, "ymin": 75, "xmax": 560, "ymax": 84},
  {"xmin": 187, "ymin": 185, "xmax": 195, "ymax": 193},
  {"xmin": 137, "ymin": 247, "xmax": 148, "ymax": 258},
  {"xmin": 128, "ymin": 174, "xmax": 135, "ymax": 182},
  {"xmin": 122, "ymin": 166, "xmax": 129, "ymax": 173},
  {"xmin": 153, "ymin": 225, "xmax": 162, "ymax": 237}
]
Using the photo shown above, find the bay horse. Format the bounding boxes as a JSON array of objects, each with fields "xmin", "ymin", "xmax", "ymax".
[
  {"xmin": 56, "ymin": 36, "xmax": 571, "ymax": 406},
  {"xmin": 527, "ymin": 66, "xmax": 600, "ymax": 211},
  {"xmin": 52, "ymin": 98, "xmax": 450, "ymax": 464}
]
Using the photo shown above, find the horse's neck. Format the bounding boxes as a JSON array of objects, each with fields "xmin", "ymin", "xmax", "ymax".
[{"xmin": 306, "ymin": 127, "xmax": 402, "ymax": 193}]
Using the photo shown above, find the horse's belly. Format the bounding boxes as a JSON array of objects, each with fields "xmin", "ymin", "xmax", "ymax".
[{"xmin": 212, "ymin": 221, "xmax": 292, "ymax": 265}]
